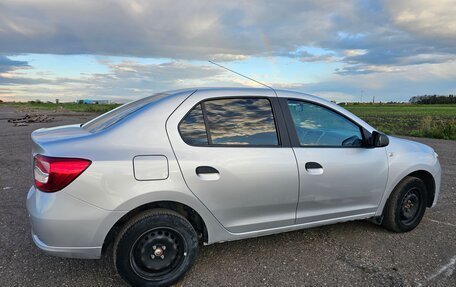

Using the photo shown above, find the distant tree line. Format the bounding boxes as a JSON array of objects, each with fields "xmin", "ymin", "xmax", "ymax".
[{"xmin": 409, "ymin": 94, "xmax": 456, "ymax": 104}]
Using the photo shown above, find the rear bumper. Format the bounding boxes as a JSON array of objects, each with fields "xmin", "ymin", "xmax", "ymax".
[
  {"xmin": 31, "ymin": 231, "xmax": 101, "ymax": 259},
  {"xmin": 26, "ymin": 186, "xmax": 127, "ymax": 259}
]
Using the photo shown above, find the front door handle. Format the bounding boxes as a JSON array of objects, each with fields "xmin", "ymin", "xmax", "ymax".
[
  {"xmin": 196, "ymin": 166, "xmax": 220, "ymax": 180},
  {"xmin": 305, "ymin": 162, "xmax": 324, "ymax": 175}
]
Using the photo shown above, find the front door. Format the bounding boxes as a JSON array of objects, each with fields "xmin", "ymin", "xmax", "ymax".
[
  {"xmin": 167, "ymin": 92, "xmax": 299, "ymax": 233},
  {"xmin": 284, "ymin": 99, "xmax": 388, "ymax": 224}
]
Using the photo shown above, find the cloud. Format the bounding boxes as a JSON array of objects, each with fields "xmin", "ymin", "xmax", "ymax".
[
  {"xmin": 0, "ymin": 55, "xmax": 29, "ymax": 73},
  {"xmin": 386, "ymin": 0, "xmax": 456, "ymax": 42},
  {"xmin": 334, "ymin": 65, "xmax": 405, "ymax": 76},
  {"xmin": 0, "ymin": 59, "xmax": 255, "ymax": 101},
  {"xmin": 0, "ymin": 1, "xmax": 455, "ymax": 102},
  {"xmin": 271, "ymin": 50, "xmax": 336, "ymax": 62},
  {"xmin": 209, "ymin": 54, "xmax": 249, "ymax": 61},
  {"xmin": 276, "ymin": 60, "xmax": 456, "ymax": 103},
  {"xmin": 88, "ymin": 60, "xmax": 253, "ymax": 94},
  {"xmin": 1, "ymin": 0, "xmax": 453, "ymax": 68}
]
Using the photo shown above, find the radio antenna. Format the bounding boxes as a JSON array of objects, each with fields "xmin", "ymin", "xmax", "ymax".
[{"xmin": 208, "ymin": 60, "xmax": 275, "ymax": 91}]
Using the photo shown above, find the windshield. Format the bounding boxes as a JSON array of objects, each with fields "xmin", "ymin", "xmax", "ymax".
[{"xmin": 82, "ymin": 93, "xmax": 169, "ymax": 133}]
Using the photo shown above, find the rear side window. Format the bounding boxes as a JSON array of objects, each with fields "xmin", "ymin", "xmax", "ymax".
[{"xmin": 179, "ymin": 98, "xmax": 279, "ymax": 146}]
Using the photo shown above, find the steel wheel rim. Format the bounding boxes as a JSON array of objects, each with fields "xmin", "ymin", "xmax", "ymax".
[
  {"xmin": 130, "ymin": 227, "xmax": 186, "ymax": 280},
  {"xmin": 399, "ymin": 188, "xmax": 421, "ymax": 225}
]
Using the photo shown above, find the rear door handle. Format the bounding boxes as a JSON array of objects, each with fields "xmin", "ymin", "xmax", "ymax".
[
  {"xmin": 196, "ymin": 166, "xmax": 220, "ymax": 180},
  {"xmin": 305, "ymin": 162, "xmax": 323, "ymax": 175},
  {"xmin": 196, "ymin": 166, "xmax": 219, "ymax": 174}
]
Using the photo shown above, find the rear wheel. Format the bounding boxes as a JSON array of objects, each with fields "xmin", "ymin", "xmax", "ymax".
[
  {"xmin": 114, "ymin": 209, "xmax": 198, "ymax": 287},
  {"xmin": 382, "ymin": 176, "xmax": 427, "ymax": 232}
]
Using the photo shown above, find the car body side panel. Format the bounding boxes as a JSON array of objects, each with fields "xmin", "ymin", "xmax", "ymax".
[
  {"xmin": 166, "ymin": 89, "xmax": 300, "ymax": 233},
  {"xmin": 293, "ymin": 147, "xmax": 389, "ymax": 223},
  {"xmin": 28, "ymin": 89, "xmax": 232, "ymax": 247},
  {"xmin": 27, "ymin": 185, "xmax": 127, "ymax": 258},
  {"xmin": 33, "ymin": 90, "xmax": 196, "ymax": 210},
  {"xmin": 375, "ymin": 136, "xmax": 441, "ymax": 215},
  {"xmin": 166, "ymin": 146, "xmax": 299, "ymax": 233},
  {"xmin": 274, "ymin": 91, "xmax": 389, "ymax": 223}
]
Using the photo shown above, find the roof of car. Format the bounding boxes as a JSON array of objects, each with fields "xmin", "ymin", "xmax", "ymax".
[{"xmin": 161, "ymin": 87, "xmax": 327, "ymax": 102}]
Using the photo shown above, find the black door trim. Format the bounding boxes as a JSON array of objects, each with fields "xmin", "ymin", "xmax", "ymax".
[
  {"xmin": 269, "ymin": 97, "xmax": 291, "ymax": 147},
  {"xmin": 278, "ymin": 97, "xmax": 301, "ymax": 147}
]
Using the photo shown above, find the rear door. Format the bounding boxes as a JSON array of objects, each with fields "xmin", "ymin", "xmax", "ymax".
[{"xmin": 166, "ymin": 90, "xmax": 299, "ymax": 233}]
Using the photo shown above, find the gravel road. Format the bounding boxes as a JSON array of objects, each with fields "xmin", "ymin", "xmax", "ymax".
[{"xmin": 0, "ymin": 106, "xmax": 455, "ymax": 286}]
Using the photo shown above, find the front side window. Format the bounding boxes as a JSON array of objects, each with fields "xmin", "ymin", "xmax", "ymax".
[
  {"xmin": 287, "ymin": 100, "xmax": 363, "ymax": 147},
  {"xmin": 179, "ymin": 98, "xmax": 279, "ymax": 146}
]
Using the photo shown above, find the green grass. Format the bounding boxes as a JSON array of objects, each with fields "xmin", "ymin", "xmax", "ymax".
[
  {"xmin": 1, "ymin": 102, "xmax": 121, "ymax": 113},
  {"xmin": 345, "ymin": 104, "xmax": 456, "ymax": 140}
]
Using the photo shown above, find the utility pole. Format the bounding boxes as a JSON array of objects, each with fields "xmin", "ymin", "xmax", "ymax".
[{"xmin": 361, "ymin": 90, "xmax": 363, "ymax": 103}]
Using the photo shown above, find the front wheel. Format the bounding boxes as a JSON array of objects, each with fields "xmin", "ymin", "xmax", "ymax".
[
  {"xmin": 382, "ymin": 176, "xmax": 427, "ymax": 232},
  {"xmin": 113, "ymin": 209, "xmax": 199, "ymax": 287}
]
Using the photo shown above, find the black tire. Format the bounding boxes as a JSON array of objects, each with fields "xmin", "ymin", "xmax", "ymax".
[
  {"xmin": 113, "ymin": 209, "xmax": 199, "ymax": 287},
  {"xmin": 382, "ymin": 176, "xmax": 427, "ymax": 232}
]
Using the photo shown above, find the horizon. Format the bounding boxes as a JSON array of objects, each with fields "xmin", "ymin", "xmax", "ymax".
[
  {"xmin": 1, "ymin": 91, "xmax": 455, "ymax": 105},
  {"xmin": 0, "ymin": 1, "xmax": 455, "ymax": 103}
]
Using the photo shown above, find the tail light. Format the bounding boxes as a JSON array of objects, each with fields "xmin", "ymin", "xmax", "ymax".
[{"xmin": 33, "ymin": 155, "xmax": 91, "ymax": 192}]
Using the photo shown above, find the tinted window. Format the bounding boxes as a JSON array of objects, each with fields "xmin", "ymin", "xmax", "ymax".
[
  {"xmin": 204, "ymin": 98, "xmax": 278, "ymax": 146},
  {"xmin": 179, "ymin": 104, "xmax": 209, "ymax": 145},
  {"xmin": 288, "ymin": 100, "xmax": 363, "ymax": 147}
]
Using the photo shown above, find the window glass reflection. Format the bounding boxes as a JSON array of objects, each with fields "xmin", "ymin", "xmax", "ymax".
[
  {"xmin": 179, "ymin": 104, "xmax": 208, "ymax": 145},
  {"xmin": 288, "ymin": 100, "xmax": 363, "ymax": 147},
  {"xmin": 204, "ymin": 98, "xmax": 278, "ymax": 145}
]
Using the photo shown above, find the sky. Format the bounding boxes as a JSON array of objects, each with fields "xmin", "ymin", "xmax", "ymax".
[{"xmin": 0, "ymin": 0, "xmax": 455, "ymax": 103}]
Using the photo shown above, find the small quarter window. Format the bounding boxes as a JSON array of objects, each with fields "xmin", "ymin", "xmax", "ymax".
[{"xmin": 179, "ymin": 104, "xmax": 209, "ymax": 145}]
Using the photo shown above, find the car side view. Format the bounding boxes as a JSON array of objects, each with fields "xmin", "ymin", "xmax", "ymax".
[{"xmin": 27, "ymin": 88, "xmax": 441, "ymax": 286}]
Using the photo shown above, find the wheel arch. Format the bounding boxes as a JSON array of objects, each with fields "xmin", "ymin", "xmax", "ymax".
[
  {"xmin": 102, "ymin": 201, "xmax": 208, "ymax": 255},
  {"xmin": 376, "ymin": 168, "xmax": 437, "ymax": 218},
  {"xmin": 407, "ymin": 170, "xmax": 436, "ymax": 207}
]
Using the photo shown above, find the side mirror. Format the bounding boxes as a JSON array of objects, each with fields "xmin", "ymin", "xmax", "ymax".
[{"xmin": 371, "ymin": 131, "xmax": 389, "ymax": 147}]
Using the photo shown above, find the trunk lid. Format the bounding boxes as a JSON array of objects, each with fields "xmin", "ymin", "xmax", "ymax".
[{"xmin": 31, "ymin": 124, "xmax": 91, "ymax": 155}]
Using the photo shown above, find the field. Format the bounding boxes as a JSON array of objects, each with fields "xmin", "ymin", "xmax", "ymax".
[
  {"xmin": 345, "ymin": 104, "xmax": 456, "ymax": 140},
  {"xmin": 1, "ymin": 101, "xmax": 121, "ymax": 113},
  {"xmin": 1, "ymin": 102, "xmax": 455, "ymax": 140}
]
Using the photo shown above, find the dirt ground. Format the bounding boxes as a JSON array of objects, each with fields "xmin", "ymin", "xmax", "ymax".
[{"xmin": 0, "ymin": 106, "xmax": 455, "ymax": 286}]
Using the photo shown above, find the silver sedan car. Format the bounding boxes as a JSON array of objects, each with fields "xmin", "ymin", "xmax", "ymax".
[{"xmin": 27, "ymin": 88, "xmax": 441, "ymax": 286}]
